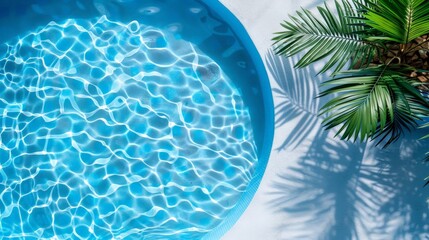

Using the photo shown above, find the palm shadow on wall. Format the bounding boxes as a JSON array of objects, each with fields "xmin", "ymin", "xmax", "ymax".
[{"xmin": 266, "ymin": 50, "xmax": 429, "ymax": 239}]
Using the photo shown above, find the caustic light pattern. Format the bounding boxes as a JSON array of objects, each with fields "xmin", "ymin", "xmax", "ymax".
[{"xmin": 0, "ymin": 16, "xmax": 257, "ymax": 239}]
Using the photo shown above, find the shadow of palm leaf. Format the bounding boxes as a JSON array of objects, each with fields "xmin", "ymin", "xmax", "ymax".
[
  {"xmin": 267, "ymin": 45, "xmax": 385, "ymax": 239},
  {"xmin": 363, "ymin": 128, "xmax": 429, "ymax": 239},
  {"xmin": 267, "ymin": 49, "xmax": 328, "ymax": 151},
  {"xmin": 269, "ymin": 130, "xmax": 369, "ymax": 239},
  {"xmin": 269, "ymin": 124, "xmax": 429, "ymax": 239}
]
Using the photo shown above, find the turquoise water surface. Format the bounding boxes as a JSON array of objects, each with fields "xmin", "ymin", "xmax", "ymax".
[{"xmin": 0, "ymin": 0, "xmax": 273, "ymax": 239}]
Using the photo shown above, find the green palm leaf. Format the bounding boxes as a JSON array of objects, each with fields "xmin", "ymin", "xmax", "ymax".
[
  {"xmin": 320, "ymin": 66, "xmax": 429, "ymax": 146},
  {"xmin": 363, "ymin": 0, "xmax": 429, "ymax": 43},
  {"xmin": 373, "ymin": 76, "xmax": 429, "ymax": 145},
  {"xmin": 273, "ymin": 0, "xmax": 377, "ymax": 73}
]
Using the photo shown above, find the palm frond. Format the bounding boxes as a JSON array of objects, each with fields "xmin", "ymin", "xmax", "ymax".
[
  {"xmin": 373, "ymin": 76, "xmax": 429, "ymax": 146},
  {"xmin": 320, "ymin": 66, "xmax": 429, "ymax": 147},
  {"xmin": 363, "ymin": 0, "xmax": 429, "ymax": 43},
  {"xmin": 273, "ymin": 0, "xmax": 377, "ymax": 73}
]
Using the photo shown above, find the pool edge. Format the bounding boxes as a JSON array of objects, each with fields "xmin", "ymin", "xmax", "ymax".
[{"xmin": 201, "ymin": 0, "xmax": 275, "ymax": 239}]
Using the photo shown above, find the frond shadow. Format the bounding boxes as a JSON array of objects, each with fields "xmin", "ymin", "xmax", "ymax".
[
  {"xmin": 266, "ymin": 49, "xmax": 329, "ymax": 151},
  {"xmin": 361, "ymin": 128, "xmax": 429, "ymax": 239},
  {"xmin": 269, "ymin": 130, "xmax": 368, "ymax": 239},
  {"xmin": 269, "ymin": 122, "xmax": 429, "ymax": 239}
]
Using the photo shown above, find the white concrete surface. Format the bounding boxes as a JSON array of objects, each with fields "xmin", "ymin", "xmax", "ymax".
[{"xmin": 220, "ymin": 1, "xmax": 429, "ymax": 239}]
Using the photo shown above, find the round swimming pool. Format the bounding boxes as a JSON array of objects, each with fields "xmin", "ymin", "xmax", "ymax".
[{"xmin": 0, "ymin": 0, "xmax": 273, "ymax": 238}]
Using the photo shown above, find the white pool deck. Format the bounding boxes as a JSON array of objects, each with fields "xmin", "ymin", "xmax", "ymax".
[{"xmin": 220, "ymin": 0, "xmax": 429, "ymax": 239}]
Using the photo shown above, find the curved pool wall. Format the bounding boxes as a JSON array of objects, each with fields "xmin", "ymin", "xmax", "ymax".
[
  {"xmin": 0, "ymin": 0, "xmax": 274, "ymax": 238},
  {"xmin": 200, "ymin": 1, "xmax": 274, "ymax": 239}
]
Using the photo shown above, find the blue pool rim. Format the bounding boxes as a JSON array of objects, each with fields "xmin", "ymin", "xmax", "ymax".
[{"xmin": 201, "ymin": 1, "xmax": 274, "ymax": 239}]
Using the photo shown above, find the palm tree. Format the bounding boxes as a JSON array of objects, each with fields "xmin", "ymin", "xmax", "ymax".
[{"xmin": 273, "ymin": 0, "xmax": 429, "ymax": 159}]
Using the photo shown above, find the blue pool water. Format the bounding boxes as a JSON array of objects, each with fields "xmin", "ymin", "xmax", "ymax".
[{"xmin": 0, "ymin": 0, "xmax": 273, "ymax": 239}]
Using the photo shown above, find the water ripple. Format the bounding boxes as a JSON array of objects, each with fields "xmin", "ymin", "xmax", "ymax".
[{"xmin": 0, "ymin": 16, "xmax": 257, "ymax": 239}]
